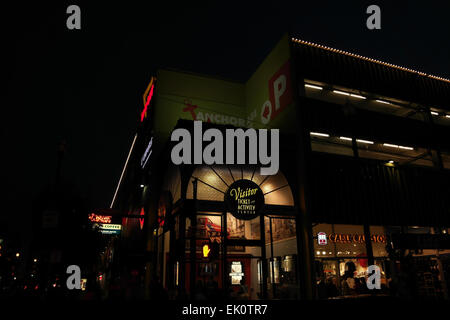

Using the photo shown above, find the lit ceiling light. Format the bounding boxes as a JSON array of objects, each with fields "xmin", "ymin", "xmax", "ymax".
[
  {"xmin": 376, "ymin": 99, "xmax": 390, "ymax": 104},
  {"xmin": 16, "ymin": 253, "xmax": 20, "ymax": 257},
  {"xmin": 446, "ymin": 115, "xmax": 450, "ymax": 118},
  {"xmin": 350, "ymin": 94, "xmax": 366, "ymax": 99},
  {"xmin": 431, "ymin": 111, "xmax": 439, "ymax": 116},
  {"xmin": 339, "ymin": 136, "xmax": 352, "ymax": 141},
  {"xmin": 322, "ymin": 251, "xmax": 326, "ymax": 255},
  {"xmin": 310, "ymin": 132, "xmax": 330, "ymax": 137},
  {"xmin": 399, "ymin": 146, "xmax": 414, "ymax": 150},
  {"xmin": 316, "ymin": 251, "xmax": 321, "ymax": 255},
  {"xmin": 356, "ymin": 139, "xmax": 374, "ymax": 144},
  {"xmin": 333, "ymin": 90, "xmax": 350, "ymax": 96},
  {"xmin": 383, "ymin": 143, "xmax": 399, "ymax": 148},
  {"xmin": 140, "ymin": 184, "xmax": 145, "ymax": 188},
  {"xmin": 305, "ymin": 84, "xmax": 323, "ymax": 90},
  {"xmin": 388, "ymin": 160, "xmax": 394, "ymax": 164}
]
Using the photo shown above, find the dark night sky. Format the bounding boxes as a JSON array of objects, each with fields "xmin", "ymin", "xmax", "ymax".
[{"xmin": 2, "ymin": 1, "xmax": 450, "ymax": 247}]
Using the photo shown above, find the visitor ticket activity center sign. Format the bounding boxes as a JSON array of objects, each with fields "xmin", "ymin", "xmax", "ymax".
[{"xmin": 225, "ymin": 179, "xmax": 265, "ymax": 220}]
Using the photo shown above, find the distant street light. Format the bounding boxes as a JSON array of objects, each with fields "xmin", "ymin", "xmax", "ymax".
[{"xmin": 16, "ymin": 252, "xmax": 20, "ymax": 258}]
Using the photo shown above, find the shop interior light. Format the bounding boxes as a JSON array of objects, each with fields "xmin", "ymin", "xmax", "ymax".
[
  {"xmin": 356, "ymin": 139, "xmax": 374, "ymax": 144},
  {"xmin": 388, "ymin": 160, "xmax": 394, "ymax": 164},
  {"xmin": 376, "ymin": 99, "xmax": 390, "ymax": 104},
  {"xmin": 305, "ymin": 84, "xmax": 323, "ymax": 90},
  {"xmin": 446, "ymin": 115, "xmax": 450, "ymax": 118},
  {"xmin": 399, "ymin": 146, "xmax": 414, "ymax": 150},
  {"xmin": 339, "ymin": 136, "xmax": 352, "ymax": 141},
  {"xmin": 333, "ymin": 90, "xmax": 350, "ymax": 96},
  {"xmin": 310, "ymin": 132, "xmax": 330, "ymax": 137},
  {"xmin": 316, "ymin": 251, "xmax": 321, "ymax": 255},
  {"xmin": 383, "ymin": 143, "xmax": 399, "ymax": 148},
  {"xmin": 350, "ymin": 94, "xmax": 366, "ymax": 99}
]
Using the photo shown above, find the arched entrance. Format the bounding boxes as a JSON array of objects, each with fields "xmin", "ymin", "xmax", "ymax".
[{"xmin": 157, "ymin": 164, "xmax": 298, "ymax": 299}]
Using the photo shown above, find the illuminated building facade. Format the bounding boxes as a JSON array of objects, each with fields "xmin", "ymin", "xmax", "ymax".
[{"xmin": 112, "ymin": 34, "xmax": 450, "ymax": 300}]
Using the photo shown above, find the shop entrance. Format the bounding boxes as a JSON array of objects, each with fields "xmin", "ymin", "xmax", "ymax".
[
  {"xmin": 159, "ymin": 164, "xmax": 297, "ymax": 299},
  {"xmin": 182, "ymin": 212, "xmax": 268, "ymax": 299}
]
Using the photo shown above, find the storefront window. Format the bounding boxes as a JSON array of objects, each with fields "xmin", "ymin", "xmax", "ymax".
[
  {"xmin": 185, "ymin": 214, "xmax": 222, "ymax": 248},
  {"xmin": 264, "ymin": 217, "xmax": 299, "ymax": 299},
  {"xmin": 313, "ymin": 224, "xmax": 389, "ymax": 299},
  {"xmin": 226, "ymin": 213, "xmax": 260, "ymax": 241},
  {"xmin": 265, "ymin": 216, "xmax": 296, "ymax": 244}
]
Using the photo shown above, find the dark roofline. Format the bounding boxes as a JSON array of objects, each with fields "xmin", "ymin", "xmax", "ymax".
[
  {"xmin": 158, "ymin": 67, "xmax": 244, "ymax": 84},
  {"xmin": 291, "ymin": 37, "xmax": 450, "ymax": 110},
  {"xmin": 291, "ymin": 37, "xmax": 450, "ymax": 84}
]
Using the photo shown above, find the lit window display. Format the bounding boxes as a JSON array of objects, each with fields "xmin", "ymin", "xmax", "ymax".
[
  {"xmin": 312, "ymin": 224, "xmax": 450, "ymax": 299},
  {"xmin": 313, "ymin": 224, "xmax": 388, "ymax": 298}
]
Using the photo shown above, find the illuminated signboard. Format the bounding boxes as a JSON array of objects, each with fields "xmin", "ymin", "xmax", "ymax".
[
  {"xmin": 93, "ymin": 223, "xmax": 122, "ymax": 235},
  {"xmin": 140, "ymin": 137, "xmax": 153, "ymax": 168},
  {"xmin": 318, "ymin": 232, "xmax": 327, "ymax": 245},
  {"xmin": 327, "ymin": 233, "xmax": 386, "ymax": 244},
  {"xmin": 224, "ymin": 179, "xmax": 264, "ymax": 221},
  {"xmin": 88, "ymin": 213, "xmax": 112, "ymax": 224},
  {"xmin": 141, "ymin": 77, "xmax": 155, "ymax": 122},
  {"xmin": 229, "ymin": 261, "xmax": 244, "ymax": 285}
]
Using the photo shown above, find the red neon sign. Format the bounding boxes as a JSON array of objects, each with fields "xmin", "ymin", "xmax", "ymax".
[
  {"xmin": 141, "ymin": 78, "xmax": 155, "ymax": 122},
  {"xmin": 139, "ymin": 207, "xmax": 145, "ymax": 230},
  {"xmin": 88, "ymin": 213, "xmax": 112, "ymax": 224}
]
